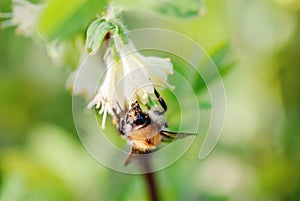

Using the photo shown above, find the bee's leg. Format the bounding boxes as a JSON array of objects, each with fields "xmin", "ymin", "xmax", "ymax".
[
  {"xmin": 124, "ymin": 152, "xmax": 133, "ymax": 166},
  {"xmin": 124, "ymin": 145, "xmax": 139, "ymax": 166},
  {"xmin": 145, "ymin": 103, "xmax": 151, "ymax": 110},
  {"xmin": 112, "ymin": 107, "xmax": 120, "ymax": 121},
  {"xmin": 154, "ymin": 88, "xmax": 167, "ymax": 111},
  {"xmin": 112, "ymin": 108, "xmax": 118, "ymax": 117},
  {"xmin": 113, "ymin": 102, "xmax": 127, "ymax": 136}
]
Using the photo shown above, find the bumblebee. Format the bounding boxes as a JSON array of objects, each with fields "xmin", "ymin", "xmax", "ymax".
[{"xmin": 113, "ymin": 89, "xmax": 193, "ymax": 165}]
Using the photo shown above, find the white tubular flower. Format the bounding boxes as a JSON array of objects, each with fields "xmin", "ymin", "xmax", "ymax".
[
  {"xmin": 66, "ymin": 49, "xmax": 104, "ymax": 100},
  {"xmin": 114, "ymin": 36, "xmax": 174, "ymax": 105},
  {"xmin": 143, "ymin": 56, "xmax": 174, "ymax": 90},
  {"xmin": 85, "ymin": 17, "xmax": 174, "ymax": 129},
  {"xmin": 87, "ymin": 49, "xmax": 124, "ymax": 128},
  {"xmin": 0, "ymin": 0, "xmax": 44, "ymax": 37}
]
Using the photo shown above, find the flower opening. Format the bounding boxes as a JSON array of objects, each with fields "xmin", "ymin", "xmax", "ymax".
[
  {"xmin": 87, "ymin": 49, "xmax": 124, "ymax": 128},
  {"xmin": 114, "ymin": 35, "xmax": 174, "ymax": 105}
]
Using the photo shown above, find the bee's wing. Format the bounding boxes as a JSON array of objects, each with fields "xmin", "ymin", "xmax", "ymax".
[{"xmin": 160, "ymin": 129, "xmax": 196, "ymax": 142}]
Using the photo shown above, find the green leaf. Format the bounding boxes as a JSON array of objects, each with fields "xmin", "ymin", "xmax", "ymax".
[
  {"xmin": 85, "ymin": 19, "xmax": 116, "ymax": 55},
  {"xmin": 199, "ymin": 102, "xmax": 212, "ymax": 109},
  {"xmin": 155, "ymin": 0, "xmax": 205, "ymax": 18},
  {"xmin": 210, "ymin": 43, "xmax": 231, "ymax": 67},
  {"xmin": 114, "ymin": 0, "xmax": 204, "ymax": 18},
  {"xmin": 86, "ymin": 18, "xmax": 105, "ymax": 40},
  {"xmin": 192, "ymin": 43, "xmax": 235, "ymax": 93},
  {"xmin": 38, "ymin": 0, "xmax": 108, "ymax": 41},
  {"xmin": 211, "ymin": 43, "xmax": 235, "ymax": 78}
]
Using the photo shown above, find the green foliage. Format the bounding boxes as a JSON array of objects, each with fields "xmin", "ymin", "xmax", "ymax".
[
  {"xmin": 38, "ymin": 0, "xmax": 108, "ymax": 41},
  {"xmin": 85, "ymin": 18, "xmax": 115, "ymax": 55},
  {"xmin": 155, "ymin": 0, "xmax": 205, "ymax": 18},
  {"xmin": 192, "ymin": 43, "xmax": 235, "ymax": 94},
  {"xmin": 114, "ymin": 0, "xmax": 205, "ymax": 18}
]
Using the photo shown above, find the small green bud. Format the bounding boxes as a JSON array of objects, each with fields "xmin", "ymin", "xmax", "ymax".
[{"xmin": 85, "ymin": 18, "xmax": 116, "ymax": 55}]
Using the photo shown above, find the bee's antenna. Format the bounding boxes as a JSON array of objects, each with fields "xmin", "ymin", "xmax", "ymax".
[
  {"xmin": 116, "ymin": 101, "xmax": 122, "ymax": 111},
  {"xmin": 154, "ymin": 88, "xmax": 167, "ymax": 111}
]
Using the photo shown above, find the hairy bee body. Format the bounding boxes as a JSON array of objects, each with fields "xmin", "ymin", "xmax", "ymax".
[
  {"xmin": 112, "ymin": 89, "xmax": 193, "ymax": 165},
  {"xmin": 113, "ymin": 102, "xmax": 164, "ymax": 148}
]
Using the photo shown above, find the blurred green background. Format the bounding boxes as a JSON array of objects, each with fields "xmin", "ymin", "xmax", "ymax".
[{"xmin": 0, "ymin": 0, "xmax": 300, "ymax": 200}]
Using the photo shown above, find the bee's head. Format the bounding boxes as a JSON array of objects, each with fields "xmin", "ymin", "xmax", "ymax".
[{"xmin": 126, "ymin": 101, "xmax": 151, "ymax": 127}]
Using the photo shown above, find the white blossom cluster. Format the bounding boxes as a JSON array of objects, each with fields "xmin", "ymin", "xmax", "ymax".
[
  {"xmin": 87, "ymin": 34, "xmax": 174, "ymax": 128},
  {"xmin": 0, "ymin": 0, "xmax": 44, "ymax": 37},
  {"xmin": 1, "ymin": 1, "xmax": 174, "ymax": 129}
]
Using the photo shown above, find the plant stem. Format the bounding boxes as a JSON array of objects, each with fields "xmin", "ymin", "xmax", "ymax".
[
  {"xmin": 143, "ymin": 172, "xmax": 160, "ymax": 201},
  {"xmin": 140, "ymin": 157, "xmax": 160, "ymax": 201}
]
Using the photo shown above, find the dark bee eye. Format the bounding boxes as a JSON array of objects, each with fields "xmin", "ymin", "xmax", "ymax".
[
  {"xmin": 134, "ymin": 113, "xmax": 145, "ymax": 125},
  {"xmin": 133, "ymin": 114, "xmax": 149, "ymax": 125}
]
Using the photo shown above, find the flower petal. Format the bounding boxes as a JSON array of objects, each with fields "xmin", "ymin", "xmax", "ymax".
[
  {"xmin": 11, "ymin": 0, "xmax": 44, "ymax": 37},
  {"xmin": 66, "ymin": 50, "xmax": 104, "ymax": 99}
]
